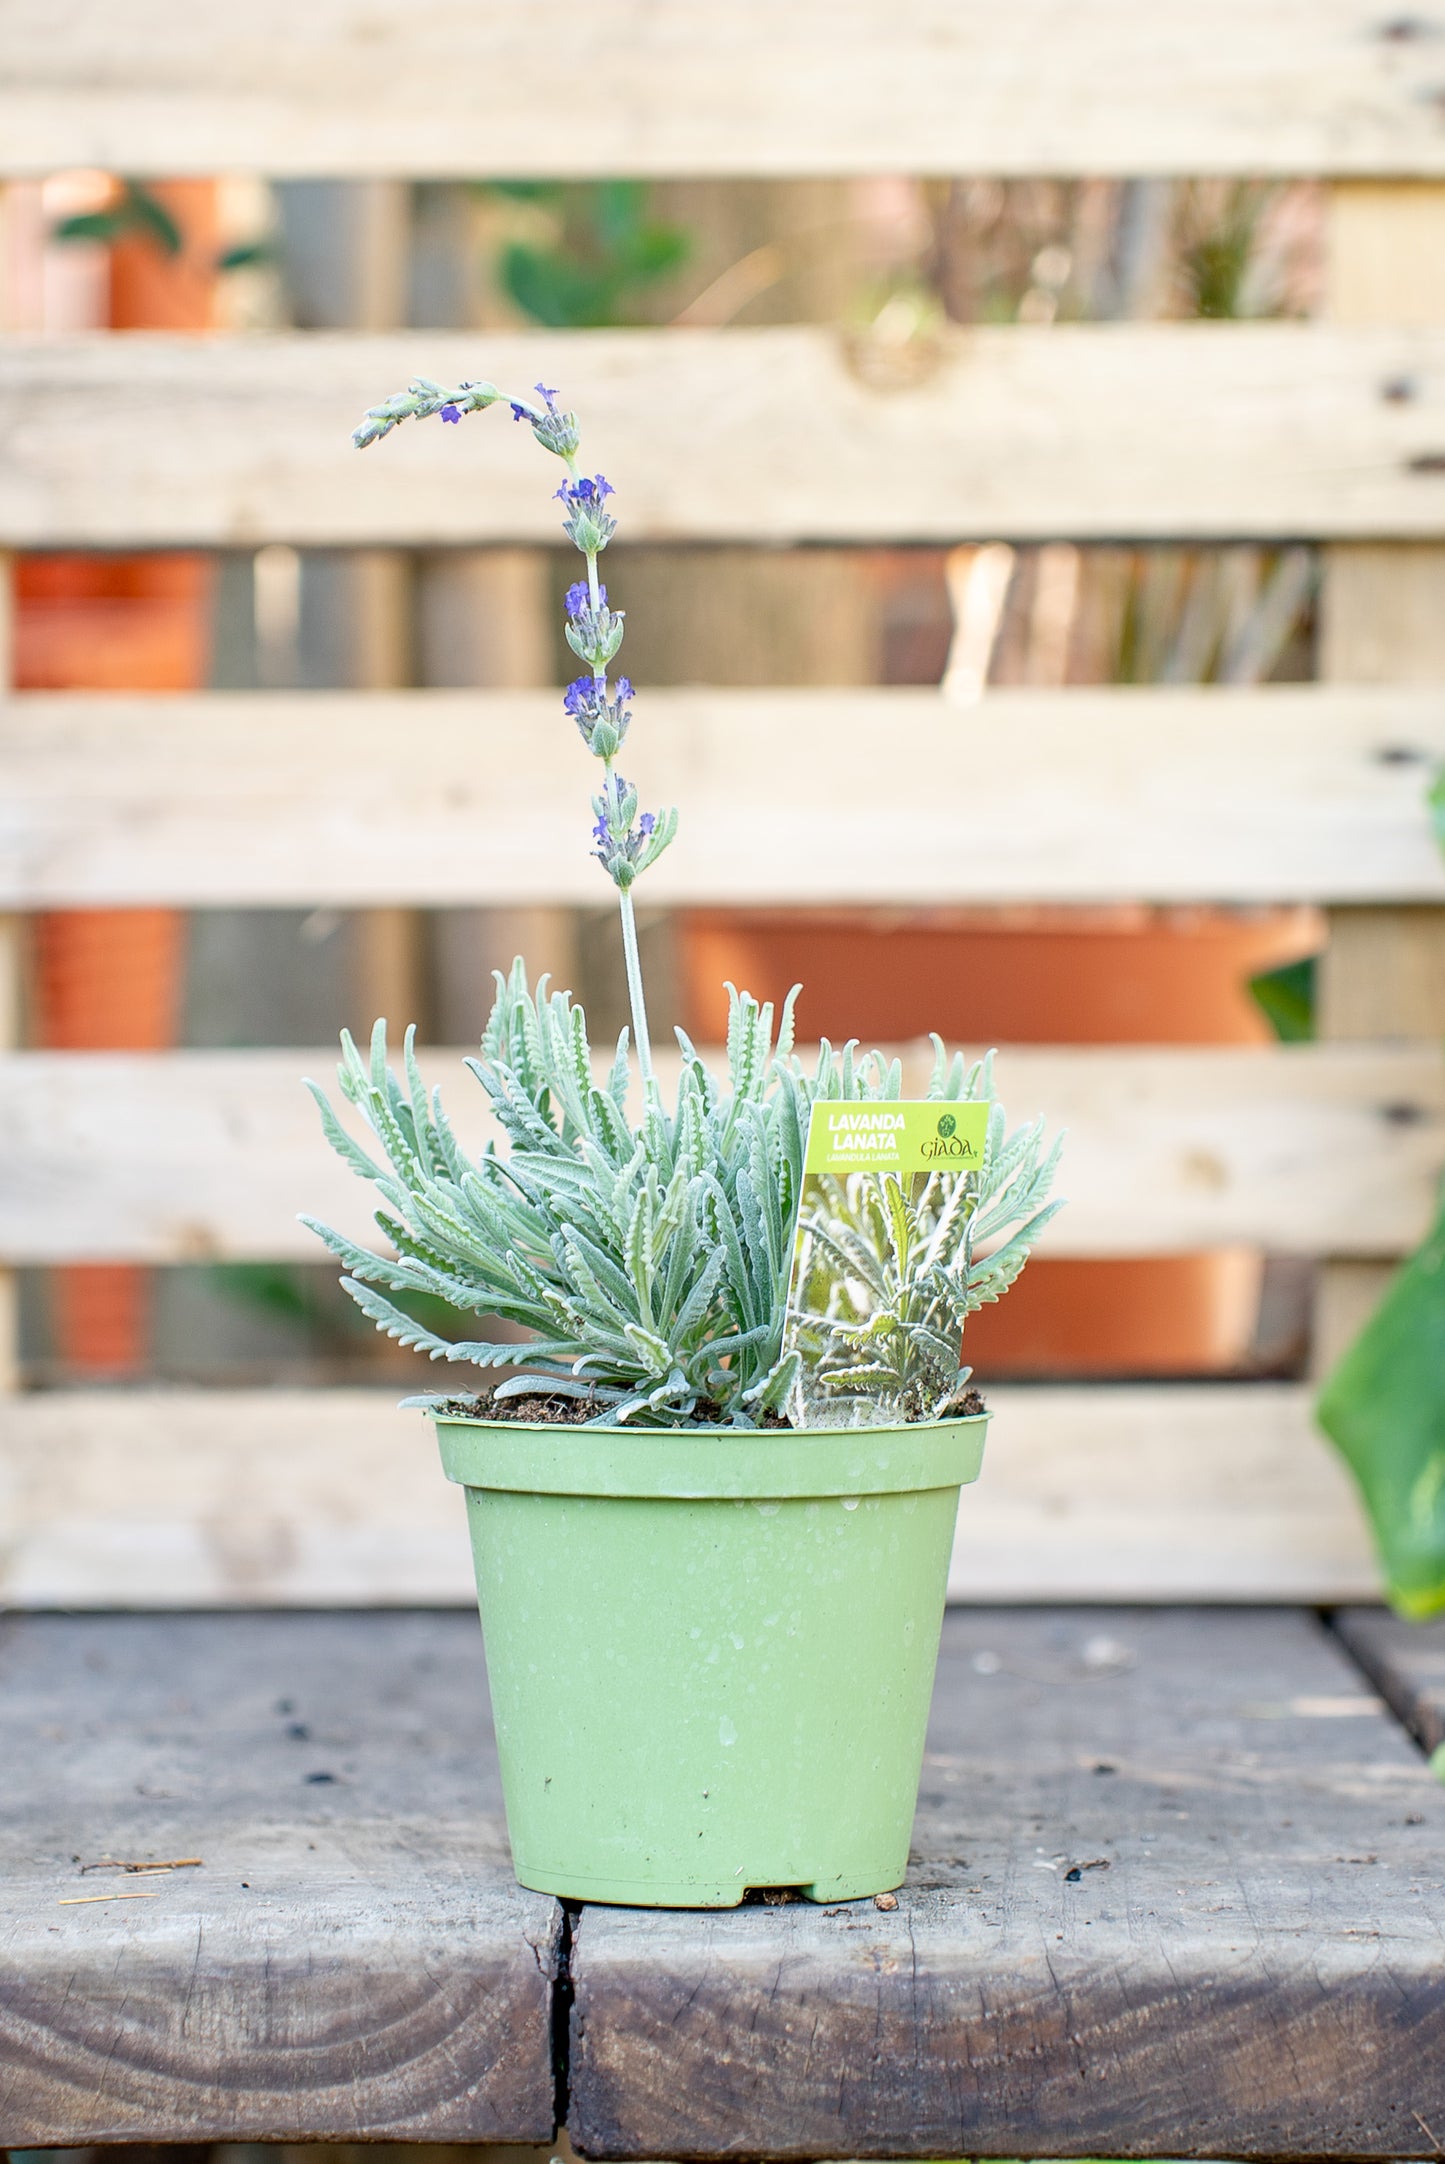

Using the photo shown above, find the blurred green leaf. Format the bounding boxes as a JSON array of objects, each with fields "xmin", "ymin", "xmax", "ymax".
[
  {"xmin": 1315, "ymin": 762, "xmax": 1445, "ymax": 1615},
  {"xmin": 1317, "ymin": 1197, "xmax": 1445, "ymax": 1617},
  {"xmin": 1248, "ymin": 955, "xmax": 1316, "ymax": 1043},
  {"xmin": 207, "ymin": 1261, "xmax": 469, "ymax": 1352},
  {"xmin": 1180, "ymin": 182, "xmax": 1267, "ymax": 320},
  {"xmin": 501, "ymin": 242, "xmax": 610, "ymax": 329},
  {"xmin": 480, "ymin": 179, "xmax": 564, "ymax": 206},
  {"xmin": 52, "ymin": 210, "xmax": 130, "ymax": 246},
  {"xmin": 216, "ymin": 240, "xmax": 275, "ymax": 273},
  {"xmin": 51, "ymin": 180, "xmax": 183, "ymax": 259},
  {"xmin": 492, "ymin": 180, "xmax": 690, "ymax": 329},
  {"xmin": 124, "ymin": 182, "xmax": 183, "ymax": 257},
  {"xmin": 206, "ymin": 1262, "xmax": 362, "ymax": 1339}
]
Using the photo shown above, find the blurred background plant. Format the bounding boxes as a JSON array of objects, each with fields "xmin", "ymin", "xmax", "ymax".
[{"xmin": 478, "ymin": 179, "xmax": 690, "ymax": 327}]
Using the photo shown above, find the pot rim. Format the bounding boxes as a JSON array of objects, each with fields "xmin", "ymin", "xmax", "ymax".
[{"xmin": 432, "ymin": 1407, "xmax": 988, "ymax": 1501}]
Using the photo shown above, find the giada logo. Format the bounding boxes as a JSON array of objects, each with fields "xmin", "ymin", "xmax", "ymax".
[{"xmin": 922, "ymin": 1109, "xmax": 978, "ymax": 1163}]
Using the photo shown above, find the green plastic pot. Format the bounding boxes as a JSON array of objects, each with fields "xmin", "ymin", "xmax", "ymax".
[{"xmin": 434, "ymin": 1410, "xmax": 987, "ymax": 1907}]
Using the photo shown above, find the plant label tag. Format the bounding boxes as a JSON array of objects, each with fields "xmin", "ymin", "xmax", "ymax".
[{"xmin": 783, "ymin": 1099, "xmax": 991, "ymax": 1430}]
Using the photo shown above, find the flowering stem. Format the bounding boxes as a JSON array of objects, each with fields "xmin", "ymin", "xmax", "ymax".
[
  {"xmin": 568, "ymin": 457, "xmax": 657, "ymax": 1096},
  {"xmin": 618, "ymin": 887, "xmax": 655, "ymax": 1088},
  {"xmin": 352, "ymin": 379, "xmax": 670, "ymax": 1102}
]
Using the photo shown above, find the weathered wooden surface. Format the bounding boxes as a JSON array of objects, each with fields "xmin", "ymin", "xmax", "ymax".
[
  {"xmin": 1335, "ymin": 1607, "xmax": 1445, "ymax": 1755},
  {"xmin": 4, "ymin": 684, "xmax": 1444, "ymax": 909},
  {"xmin": 568, "ymin": 1607, "xmax": 1445, "ymax": 2159},
  {"xmin": 5, "ymin": 1, "xmax": 1445, "ymax": 177},
  {"xmin": 8, "ymin": 328, "xmax": 1445, "ymax": 546},
  {"xmin": 5, "ymin": 1609, "xmax": 1435, "ymax": 2150},
  {"xmin": 2, "ymin": 1042, "xmax": 1440, "ymax": 1264},
  {"xmin": 0, "ymin": 1612, "xmax": 559, "ymax": 2145},
  {"xmin": 0, "ymin": 1383, "xmax": 1378, "ymax": 1609}
]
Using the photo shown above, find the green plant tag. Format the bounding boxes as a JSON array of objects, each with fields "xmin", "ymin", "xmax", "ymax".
[
  {"xmin": 804, "ymin": 1100, "xmax": 988, "ymax": 1176},
  {"xmin": 785, "ymin": 1099, "xmax": 991, "ymax": 1431}
]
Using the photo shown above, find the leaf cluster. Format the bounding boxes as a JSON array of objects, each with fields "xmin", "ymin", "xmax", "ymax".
[
  {"xmin": 304, "ymin": 970, "xmax": 1061, "ymax": 1428},
  {"xmin": 789, "ymin": 1067, "xmax": 1063, "ymax": 1424}
]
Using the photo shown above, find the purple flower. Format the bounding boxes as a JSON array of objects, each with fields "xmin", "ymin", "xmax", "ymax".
[
  {"xmin": 614, "ymin": 677, "xmax": 633, "ymax": 703},
  {"xmin": 535, "ymin": 382, "xmax": 560, "ymax": 405},
  {"xmin": 563, "ymin": 676, "xmax": 593, "ymax": 717},
  {"xmin": 559, "ymin": 474, "xmax": 615, "ymax": 506},
  {"xmin": 639, "ymin": 812, "xmax": 656, "ymax": 837},
  {"xmin": 565, "ymin": 580, "xmax": 605, "ymax": 618},
  {"xmin": 439, "ymin": 403, "xmax": 461, "ymax": 424},
  {"xmin": 592, "ymin": 815, "xmax": 609, "ymax": 844},
  {"xmin": 510, "ymin": 402, "xmax": 529, "ymax": 422}
]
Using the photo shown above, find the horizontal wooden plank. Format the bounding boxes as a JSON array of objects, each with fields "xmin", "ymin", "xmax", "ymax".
[
  {"xmin": 1, "ymin": 1043, "xmax": 1438, "ymax": 1265},
  {"xmin": 0, "ymin": 1384, "xmax": 1377, "ymax": 1608},
  {"xmin": 5, "ymin": 685, "xmax": 1445, "ymax": 909},
  {"xmin": 7, "ymin": 327, "xmax": 1445, "ymax": 547},
  {"xmin": 5, "ymin": 2, "xmax": 1445, "ymax": 178},
  {"xmin": 0, "ymin": 1610, "xmax": 561, "ymax": 2144},
  {"xmin": 1333, "ymin": 1607, "xmax": 1445, "ymax": 1753},
  {"xmin": 568, "ymin": 1608, "xmax": 1444, "ymax": 2159}
]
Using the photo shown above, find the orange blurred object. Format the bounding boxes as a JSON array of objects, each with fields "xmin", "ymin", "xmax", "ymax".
[
  {"xmin": 15, "ymin": 555, "xmax": 216, "ymax": 691},
  {"xmin": 31, "ymin": 909, "xmax": 185, "ymax": 1051},
  {"xmin": 678, "ymin": 905, "xmax": 1321, "ymax": 1048},
  {"xmin": 26, "ymin": 179, "xmax": 219, "ymax": 1375},
  {"xmin": 680, "ymin": 904, "xmax": 1322, "ymax": 1378},
  {"xmin": 947, "ymin": 1252, "xmax": 1267, "ymax": 1379},
  {"xmin": 49, "ymin": 1267, "xmax": 153, "ymax": 1379},
  {"xmin": 108, "ymin": 178, "xmax": 221, "ymax": 332}
]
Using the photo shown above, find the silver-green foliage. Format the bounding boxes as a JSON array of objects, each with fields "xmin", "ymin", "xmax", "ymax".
[
  {"xmin": 303, "ymin": 968, "xmax": 1060, "ymax": 1427},
  {"xmin": 788, "ymin": 1091, "xmax": 1064, "ymax": 1426}
]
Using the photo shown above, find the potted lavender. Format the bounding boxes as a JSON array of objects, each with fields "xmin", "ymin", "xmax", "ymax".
[{"xmin": 305, "ymin": 376, "xmax": 1061, "ymax": 1907}]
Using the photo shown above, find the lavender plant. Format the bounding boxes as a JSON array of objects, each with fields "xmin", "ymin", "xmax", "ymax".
[{"xmin": 304, "ymin": 376, "xmax": 1060, "ymax": 1425}]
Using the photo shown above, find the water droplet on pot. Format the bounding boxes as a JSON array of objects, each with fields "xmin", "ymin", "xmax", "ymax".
[
  {"xmin": 841, "ymin": 1497, "xmax": 861, "ymax": 1511},
  {"xmin": 719, "ymin": 1716, "xmax": 738, "ymax": 1747}
]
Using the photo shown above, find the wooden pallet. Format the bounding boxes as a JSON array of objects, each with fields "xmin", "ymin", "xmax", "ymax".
[{"xmin": 2, "ymin": 7, "xmax": 1444, "ymax": 1605}]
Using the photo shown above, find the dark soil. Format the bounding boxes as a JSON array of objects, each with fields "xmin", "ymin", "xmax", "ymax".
[
  {"xmin": 429, "ymin": 1389, "xmax": 608, "ymax": 1425},
  {"xmin": 427, "ymin": 1384, "xmax": 987, "ymax": 1427}
]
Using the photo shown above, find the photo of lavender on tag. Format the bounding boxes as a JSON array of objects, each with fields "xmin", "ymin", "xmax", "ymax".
[{"xmin": 784, "ymin": 1099, "xmax": 992, "ymax": 1430}]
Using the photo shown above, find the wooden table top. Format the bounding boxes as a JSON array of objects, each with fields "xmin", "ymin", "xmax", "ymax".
[{"xmin": 4, "ymin": 1605, "xmax": 1444, "ymax": 2155}]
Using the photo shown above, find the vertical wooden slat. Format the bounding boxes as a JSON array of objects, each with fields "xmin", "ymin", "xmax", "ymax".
[
  {"xmin": 278, "ymin": 181, "xmax": 425, "ymax": 1034},
  {"xmin": 417, "ymin": 548, "xmax": 579, "ymax": 1015},
  {"xmin": 1315, "ymin": 181, "xmax": 1445, "ymax": 1372}
]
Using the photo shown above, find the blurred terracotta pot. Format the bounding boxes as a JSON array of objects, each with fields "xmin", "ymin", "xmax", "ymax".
[
  {"xmin": 15, "ymin": 556, "xmax": 216, "ymax": 691},
  {"xmin": 678, "ymin": 905, "xmax": 1321, "ymax": 1378},
  {"xmin": 678, "ymin": 905, "xmax": 1319, "ymax": 1050},
  {"xmin": 23, "ymin": 180, "xmax": 220, "ymax": 1375}
]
